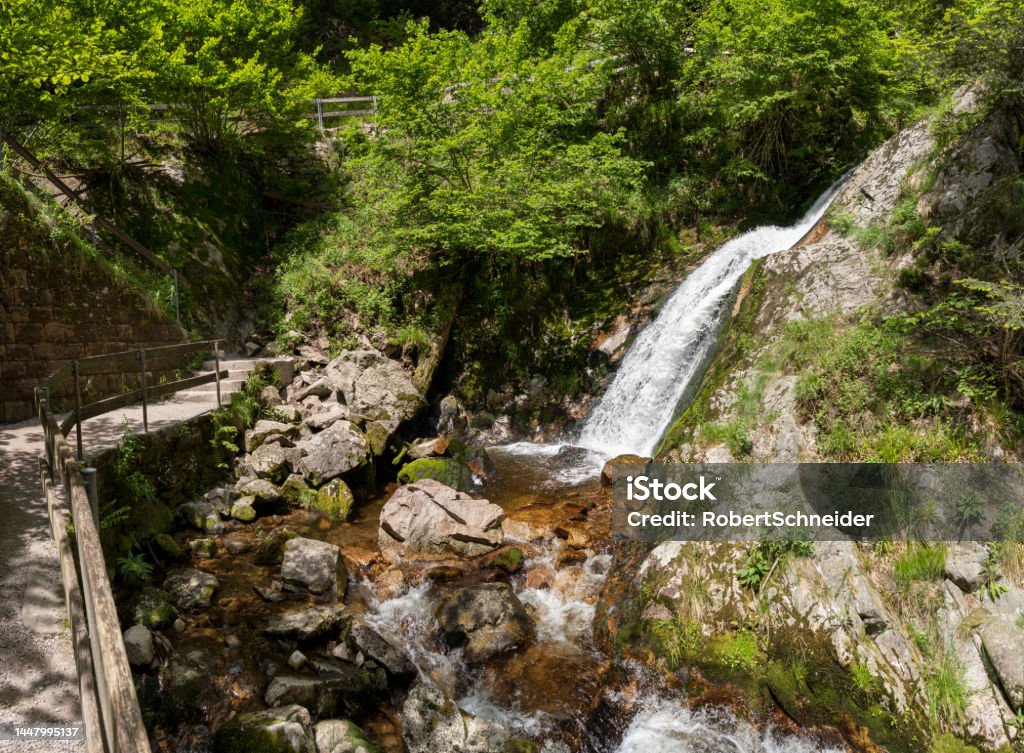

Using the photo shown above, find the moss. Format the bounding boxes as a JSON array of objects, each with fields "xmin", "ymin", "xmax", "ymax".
[
  {"xmin": 397, "ymin": 457, "xmax": 474, "ymax": 491},
  {"xmin": 364, "ymin": 421, "xmax": 390, "ymax": 456},
  {"xmin": 230, "ymin": 499, "xmax": 257, "ymax": 522},
  {"xmin": 312, "ymin": 479, "xmax": 355, "ymax": 520},
  {"xmin": 280, "ymin": 475, "xmax": 310, "ymax": 505},
  {"xmin": 132, "ymin": 587, "xmax": 178, "ymax": 629},
  {"xmin": 254, "ymin": 528, "xmax": 299, "ymax": 564},
  {"xmin": 491, "ymin": 547, "xmax": 525, "ymax": 573},
  {"xmin": 152, "ymin": 533, "xmax": 182, "ymax": 560}
]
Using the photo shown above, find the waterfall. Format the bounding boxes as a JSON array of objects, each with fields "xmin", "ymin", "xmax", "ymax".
[{"xmin": 576, "ymin": 179, "xmax": 846, "ymax": 459}]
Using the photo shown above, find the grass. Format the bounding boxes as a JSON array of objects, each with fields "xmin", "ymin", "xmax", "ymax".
[
  {"xmin": 893, "ymin": 544, "xmax": 947, "ymax": 586},
  {"xmin": 924, "ymin": 655, "xmax": 968, "ymax": 732}
]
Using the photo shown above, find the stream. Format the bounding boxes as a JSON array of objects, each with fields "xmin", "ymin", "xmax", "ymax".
[{"xmin": 154, "ymin": 179, "xmax": 848, "ymax": 753}]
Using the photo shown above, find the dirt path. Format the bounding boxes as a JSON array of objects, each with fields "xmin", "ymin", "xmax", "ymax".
[{"xmin": 0, "ymin": 364, "xmax": 254, "ymax": 752}]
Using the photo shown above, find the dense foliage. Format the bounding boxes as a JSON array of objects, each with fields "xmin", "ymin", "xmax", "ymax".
[{"xmin": 3, "ymin": 0, "xmax": 1021, "ymax": 403}]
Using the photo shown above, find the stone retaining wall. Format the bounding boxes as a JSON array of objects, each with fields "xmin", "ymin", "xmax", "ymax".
[{"xmin": 0, "ymin": 254, "xmax": 186, "ymax": 423}]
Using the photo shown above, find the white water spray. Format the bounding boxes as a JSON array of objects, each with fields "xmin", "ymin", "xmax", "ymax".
[{"xmin": 577, "ymin": 180, "xmax": 845, "ymax": 458}]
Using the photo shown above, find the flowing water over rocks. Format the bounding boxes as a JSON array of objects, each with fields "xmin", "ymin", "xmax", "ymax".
[{"xmin": 131, "ymin": 181, "xmax": 868, "ymax": 753}]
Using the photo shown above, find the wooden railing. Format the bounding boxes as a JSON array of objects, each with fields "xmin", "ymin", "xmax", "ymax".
[{"xmin": 35, "ymin": 339, "xmax": 227, "ymax": 753}]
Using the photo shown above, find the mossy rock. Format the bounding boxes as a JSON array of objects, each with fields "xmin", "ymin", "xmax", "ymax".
[
  {"xmin": 213, "ymin": 705, "xmax": 315, "ymax": 753},
  {"xmin": 152, "ymin": 533, "xmax": 182, "ymax": 560},
  {"xmin": 280, "ymin": 474, "xmax": 310, "ymax": 505},
  {"xmin": 314, "ymin": 719, "xmax": 381, "ymax": 753},
  {"xmin": 312, "ymin": 479, "xmax": 355, "ymax": 520},
  {"xmin": 254, "ymin": 528, "xmax": 299, "ymax": 565},
  {"xmin": 490, "ymin": 547, "xmax": 525, "ymax": 574},
  {"xmin": 364, "ymin": 421, "xmax": 391, "ymax": 456},
  {"xmin": 230, "ymin": 498, "xmax": 257, "ymax": 522},
  {"xmin": 132, "ymin": 587, "xmax": 178, "ymax": 630},
  {"xmin": 397, "ymin": 457, "xmax": 475, "ymax": 492}
]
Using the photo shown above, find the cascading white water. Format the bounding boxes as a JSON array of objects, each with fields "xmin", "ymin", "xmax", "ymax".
[
  {"xmin": 613, "ymin": 702, "xmax": 845, "ymax": 753},
  {"xmin": 577, "ymin": 179, "xmax": 846, "ymax": 459}
]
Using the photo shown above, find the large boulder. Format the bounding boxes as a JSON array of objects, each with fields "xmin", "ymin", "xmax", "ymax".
[
  {"xmin": 296, "ymin": 421, "xmax": 368, "ymax": 486},
  {"xmin": 164, "ymin": 568, "xmax": 219, "ymax": 612},
  {"xmin": 281, "ymin": 538, "xmax": 345, "ymax": 600},
  {"xmin": 378, "ymin": 479, "xmax": 505, "ymax": 557},
  {"xmin": 325, "ymin": 350, "xmax": 424, "ymax": 429},
  {"xmin": 264, "ymin": 605, "xmax": 351, "ymax": 641},
  {"xmin": 435, "ymin": 582, "xmax": 532, "ymax": 664},
  {"xmin": 213, "ymin": 704, "xmax": 315, "ymax": 753},
  {"xmin": 980, "ymin": 617, "xmax": 1024, "ymax": 710},
  {"xmin": 402, "ymin": 684, "xmax": 517, "ymax": 753}
]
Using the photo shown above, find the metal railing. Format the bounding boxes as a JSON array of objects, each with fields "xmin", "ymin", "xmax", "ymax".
[{"xmin": 35, "ymin": 338, "xmax": 227, "ymax": 753}]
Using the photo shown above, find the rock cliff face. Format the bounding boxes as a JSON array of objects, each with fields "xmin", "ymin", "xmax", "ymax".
[{"xmin": 618, "ymin": 98, "xmax": 1024, "ymax": 749}]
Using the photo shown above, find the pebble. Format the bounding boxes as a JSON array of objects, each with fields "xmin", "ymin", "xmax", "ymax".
[
  {"xmin": 225, "ymin": 634, "xmax": 241, "ymax": 649},
  {"xmin": 287, "ymin": 650, "xmax": 306, "ymax": 670},
  {"xmin": 173, "ymin": 618, "xmax": 186, "ymax": 632}
]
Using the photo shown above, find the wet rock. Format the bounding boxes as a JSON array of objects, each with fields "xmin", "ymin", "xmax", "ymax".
[
  {"xmin": 230, "ymin": 497, "xmax": 257, "ymax": 522},
  {"xmin": 943, "ymin": 543, "xmax": 988, "ymax": 592},
  {"xmin": 482, "ymin": 546, "xmax": 525, "ymax": 574},
  {"xmin": 402, "ymin": 683, "xmax": 517, "ymax": 753},
  {"xmin": 314, "ymin": 719, "xmax": 381, "ymax": 753},
  {"xmin": 980, "ymin": 617, "xmax": 1024, "ymax": 710},
  {"xmin": 524, "ymin": 567, "xmax": 554, "ymax": 590},
  {"xmin": 123, "ymin": 625, "xmax": 155, "ymax": 666},
  {"xmin": 435, "ymin": 582, "xmax": 532, "ymax": 664},
  {"xmin": 379, "ymin": 479, "xmax": 504, "ymax": 558},
  {"xmin": 264, "ymin": 605, "xmax": 351, "ymax": 641},
  {"xmin": 296, "ymin": 421, "xmax": 368, "ymax": 486},
  {"xmin": 245, "ymin": 420, "xmax": 298, "ymax": 453},
  {"xmin": 398, "ymin": 457, "xmax": 476, "ymax": 492},
  {"xmin": 132, "ymin": 587, "xmax": 178, "ymax": 629},
  {"xmin": 164, "ymin": 568, "xmax": 219, "ymax": 612},
  {"xmin": 600, "ymin": 454, "xmax": 652, "ymax": 487},
  {"xmin": 255, "ymin": 528, "xmax": 299, "ymax": 565},
  {"xmin": 554, "ymin": 523, "xmax": 591, "ymax": 549},
  {"xmin": 224, "ymin": 533, "xmax": 253, "ymax": 555},
  {"xmin": 325, "ymin": 350, "xmax": 424, "ymax": 426},
  {"xmin": 161, "ymin": 647, "xmax": 217, "ymax": 721},
  {"xmin": 213, "ymin": 704, "xmax": 315, "ymax": 753},
  {"xmin": 349, "ymin": 621, "xmax": 416, "ymax": 679},
  {"xmin": 281, "ymin": 538, "xmax": 345, "ymax": 599},
  {"xmin": 264, "ymin": 669, "xmax": 370, "ymax": 718},
  {"xmin": 312, "ymin": 479, "xmax": 355, "ymax": 520},
  {"xmin": 178, "ymin": 500, "xmax": 224, "ymax": 533},
  {"xmin": 189, "ymin": 538, "xmax": 217, "ymax": 558}
]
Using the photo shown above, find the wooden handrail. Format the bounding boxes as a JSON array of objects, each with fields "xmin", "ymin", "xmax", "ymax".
[{"xmin": 34, "ymin": 337, "xmax": 230, "ymax": 753}]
